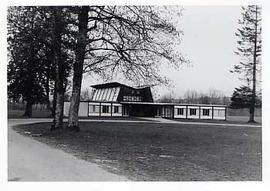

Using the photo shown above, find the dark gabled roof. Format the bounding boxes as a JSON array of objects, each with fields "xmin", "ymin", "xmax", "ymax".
[
  {"xmin": 91, "ymin": 82, "xmax": 132, "ymax": 89},
  {"xmin": 91, "ymin": 82, "xmax": 150, "ymax": 90}
]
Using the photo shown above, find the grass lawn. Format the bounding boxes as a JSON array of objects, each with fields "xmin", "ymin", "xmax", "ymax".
[
  {"xmin": 227, "ymin": 116, "xmax": 262, "ymax": 123},
  {"xmin": 13, "ymin": 121, "xmax": 262, "ymax": 181}
]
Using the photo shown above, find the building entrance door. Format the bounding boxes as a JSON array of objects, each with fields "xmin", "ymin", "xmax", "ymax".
[
  {"xmin": 160, "ymin": 106, "xmax": 173, "ymax": 118},
  {"xmin": 156, "ymin": 107, "xmax": 162, "ymax": 117},
  {"xmin": 122, "ymin": 105, "xmax": 129, "ymax": 116}
]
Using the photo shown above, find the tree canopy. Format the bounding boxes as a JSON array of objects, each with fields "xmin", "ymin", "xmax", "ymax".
[
  {"xmin": 7, "ymin": 7, "xmax": 51, "ymax": 116},
  {"xmin": 230, "ymin": 86, "xmax": 261, "ymax": 109},
  {"xmin": 7, "ymin": 6, "xmax": 187, "ymax": 129},
  {"xmin": 67, "ymin": 6, "xmax": 187, "ymax": 130}
]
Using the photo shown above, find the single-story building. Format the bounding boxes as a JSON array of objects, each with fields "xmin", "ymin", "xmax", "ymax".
[{"xmin": 64, "ymin": 82, "xmax": 227, "ymax": 120}]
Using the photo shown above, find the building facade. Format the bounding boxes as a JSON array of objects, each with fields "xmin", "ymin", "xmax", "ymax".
[{"xmin": 63, "ymin": 82, "xmax": 227, "ymax": 120}]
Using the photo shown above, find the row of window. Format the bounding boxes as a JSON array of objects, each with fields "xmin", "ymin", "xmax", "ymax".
[
  {"xmin": 92, "ymin": 105, "xmax": 121, "ymax": 113},
  {"xmin": 176, "ymin": 108, "xmax": 210, "ymax": 116},
  {"xmin": 123, "ymin": 96, "xmax": 142, "ymax": 102},
  {"xmin": 93, "ymin": 88, "xmax": 119, "ymax": 101}
]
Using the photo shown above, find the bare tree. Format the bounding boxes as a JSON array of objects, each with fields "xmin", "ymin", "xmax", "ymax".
[
  {"xmin": 184, "ymin": 90, "xmax": 199, "ymax": 104},
  {"xmin": 80, "ymin": 89, "xmax": 92, "ymax": 101},
  {"xmin": 67, "ymin": 6, "xmax": 188, "ymax": 131}
]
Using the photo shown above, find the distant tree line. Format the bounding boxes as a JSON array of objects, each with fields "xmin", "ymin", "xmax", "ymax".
[
  {"xmin": 156, "ymin": 89, "xmax": 231, "ymax": 105},
  {"xmin": 157, "ymin": 87, "xmax": 262, "ymax": 109}
]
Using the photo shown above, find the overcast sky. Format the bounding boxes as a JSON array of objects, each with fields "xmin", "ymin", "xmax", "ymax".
[{"xmin": 81, "ymin": 6, "xmax": 245, "ymax": 99}]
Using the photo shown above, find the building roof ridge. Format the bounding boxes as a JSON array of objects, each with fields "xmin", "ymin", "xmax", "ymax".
[{"xmin": 91, "ymin": 82, "xmax": 150, "ymax": 90}]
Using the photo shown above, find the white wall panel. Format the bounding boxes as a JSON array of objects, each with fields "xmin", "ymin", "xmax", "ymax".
[
  {"xmin": 187, "ymin": 106, "xmax": 200, "ymax": 119},
  {"xmin": 88, "ymin": 102, "xmax": 100, "ymax": 116},
  {"xmin": 112, "ymin": 103, "xmax": 122, "ymax": 116},
  {"xmin": 213, "ymin": 107, "xmax": 226, "ymax": 120},
  {"xmin": 174, "ymin": 106, "xmax": 186, "ymax": 118},
  {"xmin": 78, "ymin": 102, "xmax": 88, "ymax": 117},
  {"xmin": 200, "ymin": 107, "xmax": 212, "ymax": 119},
  {"xmin": 64, "ymin": 102, "xmax": 88, "ymax": 117},
  {"xmin": 100, "ymin": 103, "xmax": 111, "ymax": 116}
]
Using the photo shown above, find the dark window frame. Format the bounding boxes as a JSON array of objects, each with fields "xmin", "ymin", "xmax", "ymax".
[
  {"xmin": 122, "ymin": 95, "xmax": 142, "ymax": 102},
  {"xmin": 102, "ymin": 105, "xmax": 110, "ymax": 113},
  {"xmin": 177, "ymin": 108, "xmax": 184, "ymax": 115},
  {"xmin": 114, "ymin": 106, "xmax": 119, "ymax": 113},
  {"xmin": 190, "ymin": 108, "xmax": 197, "ymax": 115},
  {"xmin": 202, "ymin": 109, "xmax": 210, "ymax": 116},
  {"xmin": 91, "ymin": 105, "xmax": 100, "ymax": 113}
]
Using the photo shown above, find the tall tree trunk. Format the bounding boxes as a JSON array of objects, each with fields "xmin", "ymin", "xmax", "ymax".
[
  {"xmin": 23, "ymin": 98, "xmax": 32, "ymax": 117},
  {"xmin": 23, "ymin": 38, "xmax": 35, "ymax": 117},
  {"xmin": 51, "ymin": 80, "xmax": 57, "ymax": 117},
  {"xmin": 52, "ymin": 45, "xmax": 65, "ymax": 129},
  {"xmin": 51, "ymin": 7, "xmax": 65, "ymax": 130},
  {"xmin": 67, "ymin": 6, "xmax": 89, "ymax": 131},
  {"xmin": 249, "ymin": 5, "xmax": 258, "ymax": 123},
  {"xmin": 23, "ymin": 70, "xmax": 34, "ymax": 117},
  {"xmin": 54, "ymin": 85, "xmax": 65, "ymax": 129},
  {"xmin": 45, "ymin": 74, "xmax": 51, "ymax": 110}
]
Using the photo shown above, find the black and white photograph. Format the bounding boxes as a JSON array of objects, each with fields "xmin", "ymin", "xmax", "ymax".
[{"xmin": 2, "ymin": 0, "xmax": 270, "ymax": 190}]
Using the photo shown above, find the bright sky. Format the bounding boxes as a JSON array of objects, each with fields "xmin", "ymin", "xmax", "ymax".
[
  {"xmin": 156, "ymin": 6, "xmax": 243, "ymax": 98},
  {"xmin": 81, "ymin": 6, "xmax": 246, "ymax": 98}
]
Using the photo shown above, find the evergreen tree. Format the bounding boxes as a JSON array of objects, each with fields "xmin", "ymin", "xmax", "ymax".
[
  {"xmin": 7, "ymin": 6, "xmax": 72, "ymax": 122},
  {"xmin": 7, "ymin": 7, "xmax": 49, "ymax": 117},
  {"xmin": 231, "ymin": 5, "xmax": 261, "ymax": 122},
  {"xmin": 231, "ymin": 86, "xmax": 252, "ymax": 108}
]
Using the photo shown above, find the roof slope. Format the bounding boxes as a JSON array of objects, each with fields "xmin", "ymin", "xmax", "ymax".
[
  {"xmin": 91, "ymin": 82, "xmax": 150, "ymax": 90},
  {"xmin": 91, "ymin": 82, "xmax": 132, "ymax": 89}
]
